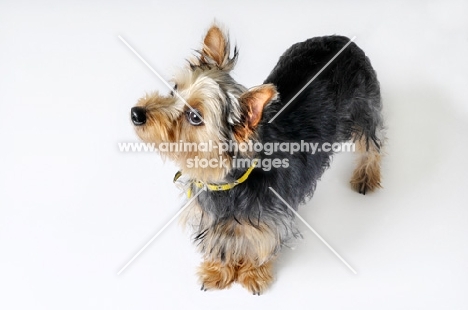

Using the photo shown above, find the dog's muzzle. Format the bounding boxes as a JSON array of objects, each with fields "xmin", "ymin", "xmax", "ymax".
[{"xmin": 131, "ymin": 107, "xmax": 147, "ymax": 126}]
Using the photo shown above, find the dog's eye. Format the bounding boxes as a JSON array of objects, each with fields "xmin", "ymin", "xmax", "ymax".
[{"xmin": 186, "ymin": 109, "xmax": 203, "ymax": 126}]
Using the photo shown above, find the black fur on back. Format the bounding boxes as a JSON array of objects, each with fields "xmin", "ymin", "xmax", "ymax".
[{"xmin": 195, "ymin": 35, "xmax": 383, "ymax": 254}]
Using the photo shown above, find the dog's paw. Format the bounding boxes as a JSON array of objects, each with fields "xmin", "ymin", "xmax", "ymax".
[
  {"xmin": 350, "ymin": 160, "xmax": 382, "ymax": 195},
  {"xmin": 198, "ymin": 261, "xmax": 236, "ymax": 291},
  {"xmin": 237, "ymin": 262, "xmax": 274, "ymax": 295},
  {"xmin": 350, "ymin": 163, "xmax": 381, "ymax": 195}
]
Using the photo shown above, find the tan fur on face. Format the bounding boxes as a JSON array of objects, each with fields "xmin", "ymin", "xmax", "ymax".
[
  {"xmin": 133, "ymin": 92, "xmax": 183, "ymax": 144},
  {"xmin": 132, "ymin": 25, "xmax": 262, "ymax": 182},
  {"xmin": 133, "ymin": 73, "xmax": 235, "ymax": 182},
  {"xmin": 350, "ymin": 136, "xmax": 382, "ymax": 194}
]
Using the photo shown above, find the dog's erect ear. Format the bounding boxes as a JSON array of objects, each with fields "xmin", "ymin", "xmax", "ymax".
[
  {"xmin": 201, "ymin": 25, "xmax": 236, "ymax": 70},
  {"xmin": 234, "ymin": 84, "xmax": 278, "ymax": 142},
  {"xmin": 241, "ymin": 84, "xmax": 278, "ymax": 128}
]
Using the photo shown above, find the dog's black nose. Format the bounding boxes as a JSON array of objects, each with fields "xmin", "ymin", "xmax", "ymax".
[{"xmin": 131, "ymin": 107, "xmax": 147, "ymax": 126}]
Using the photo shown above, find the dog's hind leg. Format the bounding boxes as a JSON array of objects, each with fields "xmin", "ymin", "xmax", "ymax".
[
  {"xmin": 344, "ymin": 65, "xmax": 385, "ymax": 195},
  {"xmin": 350, "ymin": 134, "xmax": 383, "ymax": 194}
]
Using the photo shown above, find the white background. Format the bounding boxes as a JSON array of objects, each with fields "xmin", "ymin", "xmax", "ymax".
[{"xmin": 1, "ymin": 0, "xmax": 468, "ymax": 309}]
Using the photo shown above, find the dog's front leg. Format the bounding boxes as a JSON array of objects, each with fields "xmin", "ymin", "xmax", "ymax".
[
  {"xmin": 236, "ymin": 258, "xmax": 275, "ymax": 295},
  {"xmin": 198, "ymin": 260, "xmax": 237, "ymax": 291}
]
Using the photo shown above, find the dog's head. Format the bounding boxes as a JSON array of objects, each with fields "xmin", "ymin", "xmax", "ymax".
[{"xmin": 131, "ymin": 25, "xmax": 277, "ymax": 182}]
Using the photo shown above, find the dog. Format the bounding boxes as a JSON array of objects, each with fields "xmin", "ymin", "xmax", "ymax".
[{"xmin": 130, "ymin": 24, "xmax": 384, "ymax": 294}]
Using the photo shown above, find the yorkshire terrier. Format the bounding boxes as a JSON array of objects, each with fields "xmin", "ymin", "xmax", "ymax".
[{"xmin": 130, "ymin": 24, "xmax": 384, "ymax": 294}]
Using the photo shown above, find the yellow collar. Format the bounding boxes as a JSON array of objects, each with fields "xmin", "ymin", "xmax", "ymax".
[{"xmin": 173, "ymin": 159, "xmax": 258, "ymax": 197}]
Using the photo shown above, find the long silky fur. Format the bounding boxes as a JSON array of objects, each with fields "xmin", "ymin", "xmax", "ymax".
[
  {"xmin": 133, "ymin": 27, "xmax": 384, "ymax": 294},
  {"xmin": 187, "ymin": 35, "xmax": 384, "ymax": 264}
]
